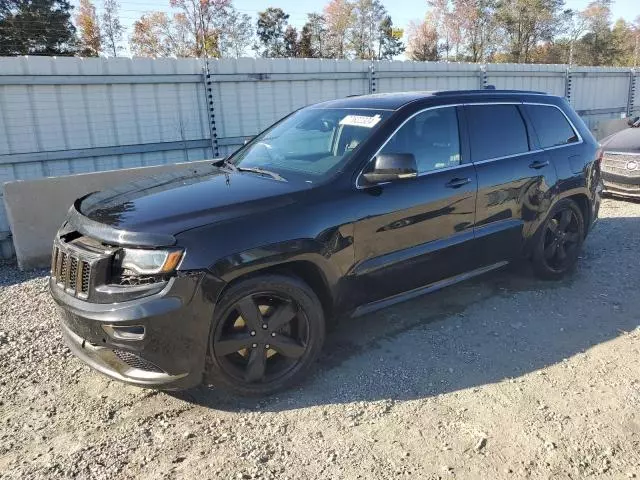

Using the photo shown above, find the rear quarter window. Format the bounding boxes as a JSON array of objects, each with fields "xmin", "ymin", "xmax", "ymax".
[
  {"xmin": 525, "ymin": 104, "xmax": 579, "ymax": 148},
  {"xmin": 465, "ymin": 104, "xmax": 530, "ymax": 162}
]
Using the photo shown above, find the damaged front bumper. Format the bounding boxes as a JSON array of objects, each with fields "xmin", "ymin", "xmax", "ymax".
[{"xmin": 51, "ymin": 272, "xmax": 223, "ymax": 390}]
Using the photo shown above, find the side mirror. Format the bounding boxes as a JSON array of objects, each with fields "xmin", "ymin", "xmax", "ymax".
[{"xmin": 362, "ymin": 153, "xmax": 418, "ymax": 184}]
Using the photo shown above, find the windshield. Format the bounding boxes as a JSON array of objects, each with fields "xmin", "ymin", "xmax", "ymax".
[{"xmin": 228, "ymin": 107, "xmax": 392, "ymax": 181}]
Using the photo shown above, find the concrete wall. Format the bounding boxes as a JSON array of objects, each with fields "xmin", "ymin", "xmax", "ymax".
[
  {"xmin": 593, "ymin": 117, "xmax": 632, "ymax": 140},
  {"xmin": 3, "ymin": 159, "xmax": 214, "ymax": 269}
]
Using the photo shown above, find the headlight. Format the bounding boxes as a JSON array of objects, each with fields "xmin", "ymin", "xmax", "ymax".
[{"xmin": 116, "ymin": 248, "xmax": 183, "ymax": 275}]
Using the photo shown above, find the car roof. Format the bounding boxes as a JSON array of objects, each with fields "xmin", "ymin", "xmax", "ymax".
[{"xmin": 311, "ymin": 90, "xmax": 551, "ymax": 111}]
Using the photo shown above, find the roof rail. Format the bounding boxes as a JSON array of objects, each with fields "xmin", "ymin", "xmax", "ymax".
[{"xmin": 432, "ymin": 89, "xmax": 547, "ymax": 96}]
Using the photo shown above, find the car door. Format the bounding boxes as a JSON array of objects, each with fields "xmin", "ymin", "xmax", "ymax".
[
  {"xmin": 346, "ymin": 105, "xmax": 478, "ymax": 310},
  {"xmin": 521, "ymin": 102, "xmax": 583, "ymax": 179},
  {"xmin": 462, "ymin": 103, "xmax": 557, "ymax": 266}
]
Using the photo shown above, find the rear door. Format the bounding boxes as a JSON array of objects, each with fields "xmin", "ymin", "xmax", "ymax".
[
  {"xmin": 347, "ymin": 106, "xmax": 478, "ymax": 309},
  {"xmin": 521, "ymin": 103, "xmax": 583, "ymax": 178},
  {"xmin": 463, "ymin": 103, "xmax": 557, "ymax": 265}
]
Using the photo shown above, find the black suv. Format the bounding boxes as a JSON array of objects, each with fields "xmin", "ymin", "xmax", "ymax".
[{"xmin": 50, "ymin": 90, "xmax": 602, "ymax": 396}]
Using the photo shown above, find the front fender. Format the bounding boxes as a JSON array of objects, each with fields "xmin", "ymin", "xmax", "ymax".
[{"xmin": 209, "ymin": 238, "xmax": 347, "ymax": 289}]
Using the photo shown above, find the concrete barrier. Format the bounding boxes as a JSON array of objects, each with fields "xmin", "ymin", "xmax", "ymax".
[
  {"xmin": 3, "ymin": 159, "xmax": 216, "ymax": 270},
  {"xmin": 593, "ymin": 117, "xmax": 631, "ymax": 141}
]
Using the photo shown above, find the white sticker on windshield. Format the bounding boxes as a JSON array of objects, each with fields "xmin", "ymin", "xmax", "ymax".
[{"xmin": 339, "ymin": 114, "xmax": 382, "ymax": 128}]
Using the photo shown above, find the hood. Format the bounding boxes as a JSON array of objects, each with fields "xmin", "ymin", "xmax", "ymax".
[
  {"xmin": 602, "ymin": 127, "xmax": 640, "ymax": 154},
  {"xmin": 78, "ymin": 166, "xmax": 306, "ymax": 238}
]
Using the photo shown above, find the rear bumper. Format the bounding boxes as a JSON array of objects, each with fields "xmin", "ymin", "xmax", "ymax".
[{"xmin": 51, "ymin": 272, "xmax": 224, "ymax": 390}]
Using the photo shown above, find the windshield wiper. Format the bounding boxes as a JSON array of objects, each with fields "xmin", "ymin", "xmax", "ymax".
[
  {"xmin": 213, "ymin": 158, "xmax": 286, "ymax": 181},
  {"xmin": 237, "ymin": 167, "xmax": 286, "ymax": 182},
  {"xmin": 211, "ymin": 157, "xmax": 238, "ymax": 172}
]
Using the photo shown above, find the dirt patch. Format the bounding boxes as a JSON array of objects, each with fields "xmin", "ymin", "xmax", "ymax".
[{"xmin": 1, "ymin": 198, "xmax": 639, "ymax": 479}]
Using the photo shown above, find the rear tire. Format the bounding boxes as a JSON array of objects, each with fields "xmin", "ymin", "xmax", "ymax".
[
  {"xmin": 204, "ymin": 274, "xmax": 325, "ymax": 396},
  {"xmin": 531, "ymin": 198, "xmax": 585, "ymax": 280}
]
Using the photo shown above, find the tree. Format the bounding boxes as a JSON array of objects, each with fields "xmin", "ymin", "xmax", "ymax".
[
  {"xmin": 299, "ymin": 23, "xmax": 314, "ymax": 57},
  {"xmin": 428, "ymin": 0, "xmax": 455, "ymax": 60},
  {"xmin": 494, "ymin": 0, "xmax": 565, "ymax": 63},
  {"xmin": 377, "ymin": 15, "xmax": 404, "ymax": 59},
  {"xmin": 303, "ymin": 12, "xmax": 327, "ymax": 57},
  {"xmin": 350, "ymin": 0, "xmax": 386, "ymax": 59},
  {"xmin": 406, "ymin": 17, "xmax": 439, "ymax": 61},
  {"xmin": 632, "ymin": 16, "xmax": 640, "ymax": 67},
  {"xmin": 130, "ymin": 11, "xmax": 192, "ymax": 57},
  {"xmin": 101, "ymin": 0, "xmax": 124, "ymax": 57},
  {"xmin": 575, "ymin": 0, "xmax": 616, "ymax": 66},
  {"xmin": 453, "ymin": 0, "xmax": 497, "ymax": 62},
  {"xmin": 218, "ymin": 6, "xmax": 252, "ymax": 57},
  {"xmin": 168, "ymin": 0, "xmax": 230, "ymax": 57},
  {"xmin": 130, "ymin": 0, "xmax": 231, "ymax": 58},
  {"xmin": 255, "ymin": 7, "xmax": 289, "ymax": 57},
  {"xmin": 324, "ymin": 0, "xmax": 354, "ymax": 59},
  {"xmin": 76, "ymin": 0, "xmax": 101, "ymax": 56},
  {"xmin": 283, "ymin": 24, "xmax": 298, "ymax": 57},
  {"xmin": 530, "ymin": 38, "xmax": 570, "ymax": 63},
  {"xmin": 560, "ymin": 8, "xmax": 588, "ymax": 65},
  {"xmin": 0, "ymin": 0, "xmax": 77, "ymax": 56},
  {"xmin": 610, "ymin": 18, "xmax": 640, "ymax": 67}
]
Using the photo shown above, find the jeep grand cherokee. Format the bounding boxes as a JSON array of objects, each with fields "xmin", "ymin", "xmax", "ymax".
[{"xmin": 50, "ymin": 90, "xmax": 602, "ymax": 396}]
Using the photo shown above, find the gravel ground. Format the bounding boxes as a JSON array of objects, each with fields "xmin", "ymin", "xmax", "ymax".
[{"xmin": 1, "ymin": 197, "xmax": 640, "ymax": 480}]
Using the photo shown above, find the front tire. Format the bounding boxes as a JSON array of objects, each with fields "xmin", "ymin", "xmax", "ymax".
[
  {"xmin": 532, "ymin": 198, "xmax": 585, "ymax": 280},
  {"xmin": 204, "ymin": 274, "xmax": 325, "ymax": 396}
]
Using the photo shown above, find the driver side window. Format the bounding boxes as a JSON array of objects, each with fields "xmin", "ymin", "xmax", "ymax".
[{"xmin": 379, "ymin": 107, "xmax": 461, "ymax": 174}]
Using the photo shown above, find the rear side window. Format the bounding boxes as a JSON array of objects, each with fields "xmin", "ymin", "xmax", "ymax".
[
  {"xmin": 525, "ymin": 104, "xmax": 579, "ymax": 148},
  {"xmin": 465, "ymin": 105, "xmax": 530, "ymax": 161}
]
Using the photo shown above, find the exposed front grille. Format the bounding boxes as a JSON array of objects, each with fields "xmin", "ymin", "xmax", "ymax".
[
  {"xmin": 602, "ymin": 153, "xmax": 640, "ymax": 178},
  {"xmin": 113, "ymin": 349, "xmax": 163, "ymax": 373},
  {"xmin": 68, "ymin": 257, "xmax": 78, "ymax": 290},
  {"xmin": 51, "ymin": 236, "xmax": 113, "ymax": 299},
  {"xmin": 52, "ymin": 244, "xmax": 92, "ymax": 297},
  {"xmin": 81, "ymin": 265, "xmax": 91, "ymax": 293}
]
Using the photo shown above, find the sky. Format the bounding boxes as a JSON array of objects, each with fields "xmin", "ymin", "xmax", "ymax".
[{"xmin": 73, "ymin": 0, "xmax": 639, "ymax": 55}]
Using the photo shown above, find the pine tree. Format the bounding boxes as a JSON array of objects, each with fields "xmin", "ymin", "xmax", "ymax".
[
  {"xmin": 255, "ymin": 7, "xmax": 289, "ymax": 57},
  {"xmin": 378, "ymin": 15, "xmax": 404, "ymax": 59},
  {"xmin": 0, "ymin": 0, "xmax": 77, "ymax": 55}
]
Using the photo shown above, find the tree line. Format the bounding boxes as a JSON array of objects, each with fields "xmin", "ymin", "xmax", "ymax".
[
  {"xmin": 407, "ymin": 0, "xmax": 640, "ymax": 66},
  {"xmin": 0, "ymin": 0, "xmax": 638, "ymax": 66}
]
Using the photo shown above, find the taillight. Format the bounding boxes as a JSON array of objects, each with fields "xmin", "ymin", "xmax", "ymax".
[{"xmin": 595, "ymin": 147, "xmax": 603, "ymax": 169}]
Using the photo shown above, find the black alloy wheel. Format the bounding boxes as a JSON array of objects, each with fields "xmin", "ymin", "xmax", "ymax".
[
  {"xmin": 532, "ymin": 198, "xmax": 585, "ymax": 280},
  {"xmin": 542, "ymin": 209, "xmax": 581, "ymax": 269},
  {"xmin": 205, "ymin": 275, "xmax": 325, "ymax": 396}
]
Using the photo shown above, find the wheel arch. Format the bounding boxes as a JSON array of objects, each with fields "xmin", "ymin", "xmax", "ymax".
[
  {"xmin": 213, "ymin": 258, "xmax": 337, "ymax": 322},
  {"xmin": 556, "ymin": 190, "xmax": 592, "ymax": 237},
  {"xmin": 524, "ymin": 189, "xmax": 592, "ymax": 257}
]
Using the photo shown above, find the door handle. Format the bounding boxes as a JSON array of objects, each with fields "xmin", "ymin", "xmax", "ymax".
[
  {"xmin": 529, "ymin": 159, "xmax": 550, "ymax": 169},
  {"xmin": 445, "ymin": 177, "xmax": 471, "ymax": 188}
]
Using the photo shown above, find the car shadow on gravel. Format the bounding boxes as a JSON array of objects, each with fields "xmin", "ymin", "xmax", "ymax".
[
  {"xmin": 0, "ymin": 260, "xmax": 48, "ymax": 288},
  {"xmin": 174, "ymin": 215, "xmax": 640, "ymax": 412}
]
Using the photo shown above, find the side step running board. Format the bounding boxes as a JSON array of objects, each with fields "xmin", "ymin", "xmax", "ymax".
[{"xmin": 351, "ymin": 261, "xmax": 508, "ymax": 318}]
